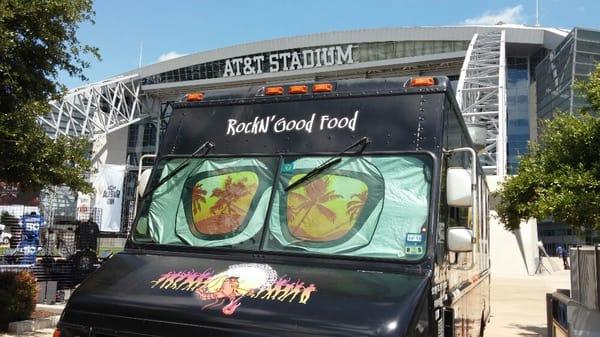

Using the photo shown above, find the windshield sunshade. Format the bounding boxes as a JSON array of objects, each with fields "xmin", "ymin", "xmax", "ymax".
[
  {"xmin": 264, "ymin": 156, "xmax": 431, "ymax": 259},
  {"xmin": 137, "ymin": 158, "xmax": 276, "ymax": 248},
  {"xmin": 278, "ymin": 158, "xmax": 384, "ymax": 248},
  {"xmin": 133, "ymin": 155, "xmax": 431, "ymax": 260}
]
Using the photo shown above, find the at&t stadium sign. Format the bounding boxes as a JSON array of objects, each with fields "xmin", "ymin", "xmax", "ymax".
[{"xmin": 222, "ymin": 45, "xmax": 355, "ymax": 77}]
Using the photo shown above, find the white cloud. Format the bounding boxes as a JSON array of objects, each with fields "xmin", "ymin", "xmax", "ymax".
[
  {"xmin": 461, "ymin": 5, "xmax": 526, "ymax": 25},
  {"xmin": 157, "ymin": 51, "xmax": 187, "ymax": 62}
]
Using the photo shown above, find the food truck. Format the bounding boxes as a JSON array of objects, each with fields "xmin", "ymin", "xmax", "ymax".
[{"xmin": 55, "ymin": 76, "xmax": 490, "ymax": 337}]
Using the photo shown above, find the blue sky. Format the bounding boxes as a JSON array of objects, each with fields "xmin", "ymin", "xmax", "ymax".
[{"xmin": 59, "ymin": 0, "xmax": 599, "ymax": 88}]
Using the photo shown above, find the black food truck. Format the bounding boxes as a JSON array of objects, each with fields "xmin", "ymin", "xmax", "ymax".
[{"xmin": 55, "ymin": 76, "xmax": 490, "ymax": 337}]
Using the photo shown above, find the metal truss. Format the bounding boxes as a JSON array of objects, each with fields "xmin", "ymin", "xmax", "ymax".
[
  {"xmin": 456, "ymin": 31, "xmax": 507, "ymax": 176},
  {"xmin": 39, "ymin": 74, "xmax": 149, "ymax": 139}
]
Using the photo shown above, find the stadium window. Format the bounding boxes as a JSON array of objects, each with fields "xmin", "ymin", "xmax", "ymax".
[
  {"xmin": 405, "ymin": 41, "xmax": 416, "ymax": 57},
  {"xmin": 127, "ymin": 152, "xmax": 138, "ymax": 166},
  {"xmin": 142, "ymin": 123, "xmax": 157, "ymax": 147},
  {"xmin": 127, "ymin": 124, "xmax": 139, "ymax": 147}
]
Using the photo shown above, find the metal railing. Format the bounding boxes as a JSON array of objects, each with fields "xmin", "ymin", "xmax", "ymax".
[
  {"xmin": 547, "ymin": 290, "xmax": 570, "ymax": 337},
  {"xmin": 570, "ymin": 245, "xmax": 600, "ymax": 310},
  {"xmin": 547, "ymin": 289, "xmax": 600, "ymax": 337}
]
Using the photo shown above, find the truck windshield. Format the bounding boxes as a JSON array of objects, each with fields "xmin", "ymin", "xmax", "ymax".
[{"xmin": 133, "ymin": 154, "xmax": 432, "ymax": 260}]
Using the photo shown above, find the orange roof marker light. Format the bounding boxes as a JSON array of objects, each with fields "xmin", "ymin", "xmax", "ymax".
[
  {"xmin": 288, "ymin": 85, "xmax": 308, "ymax": 94},
  {"xmin": 312, "ymin": 83, "xmax": 333, "ymax": 93},
  {"xmin": 53, "ymin": 329, "xmax": 61, "ymax": 337},
  {"xmin": 265, "ymin": 86, "xmax": 285, "ymax": 95},
  {"xmin": 410, "ymin": 77, "xmax": 435, "ymax": 87},
  {"xmin": 185, "ymin": 92, "xmax": 204, "ymax": 102}
]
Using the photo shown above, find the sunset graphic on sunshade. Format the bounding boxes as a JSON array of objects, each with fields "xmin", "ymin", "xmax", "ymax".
[
  {"xmin": 191, "ymin": 172, "xmax": 258, "ymax": 236},
  {"xmin": 287, "ymin": 175, "xmax": 368, "ymax": 242}
]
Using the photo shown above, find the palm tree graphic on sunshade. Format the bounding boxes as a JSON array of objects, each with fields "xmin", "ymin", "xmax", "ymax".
[
  {"xmin": 287, "ymin": 177, "xmax": 341, "ymax": 237},
  {"xmin": 192, "ymin": 175, "xmax": 257, "ymax": 235},
  {"xmin": 192, "ymin": 184, "xmax": 207, "ymax": 216},
  {"xmin": 346, "ymin": 190, "xmax": 368, "ymax": 221},
  {"xmin": 210, "ymin": 176, "xmax": 255, "ymax": 217}
]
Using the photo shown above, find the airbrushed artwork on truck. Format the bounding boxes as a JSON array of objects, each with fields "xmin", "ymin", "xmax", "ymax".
[{"xmin": 150, "ymin": 263, "xmax": 317, "ymax": 315}]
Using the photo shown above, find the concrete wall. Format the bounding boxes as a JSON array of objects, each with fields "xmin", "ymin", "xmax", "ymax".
[
  {"xmin": 91, "ymin": 127, "xmax": 129, "ymax": 168},
  {"xmin": 488, "ymin": 175, "xmax": 541, "ymax": 276},
  {"xmin": 489, "ymin": 209, "xmax": 528, "ymax": 276}
]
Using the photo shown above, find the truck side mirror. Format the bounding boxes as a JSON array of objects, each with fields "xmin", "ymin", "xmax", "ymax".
[
  {"xmin": 137, "ymin": 169, "xmax": 152, "ymax": 197},
  {"xmin": 446, "ymin": 167, "xmax": 473, "ymax": 207},
  {"xmin": 447, "ymin": 227, "xmax": 474, "ymax": 252}
]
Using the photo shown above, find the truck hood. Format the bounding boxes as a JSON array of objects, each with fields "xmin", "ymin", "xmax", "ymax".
[{"xmin": 61, "ymin": 252, "xmax": 429, "ymax": 337}]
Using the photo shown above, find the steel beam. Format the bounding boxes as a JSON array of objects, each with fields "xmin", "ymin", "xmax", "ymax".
[
  {"xmin": 456, "ymin": 31, "xmax": 507, "ymax": 176},
  {"xmin": 39, "ymin": 74, "xmax": 151, "ymax": 139}
]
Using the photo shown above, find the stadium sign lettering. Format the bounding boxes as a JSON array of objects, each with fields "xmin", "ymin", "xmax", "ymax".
[{"xmin": 222, "ymin": 45, "xmax": 354, "ymax": 77}]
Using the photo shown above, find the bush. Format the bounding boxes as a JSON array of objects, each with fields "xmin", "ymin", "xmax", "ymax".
[
  {"xmin": 1, "ymin": 211, "xmax": 18, "ymax": 228},
  {"xmin": 0, "ymin": 271, "xmax": 38, "ymax": 324}
]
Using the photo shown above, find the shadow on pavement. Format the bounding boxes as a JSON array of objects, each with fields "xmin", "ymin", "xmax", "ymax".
[{"xmin": 508, "ymin": 324, "xmax": 547, "ymax": 337}]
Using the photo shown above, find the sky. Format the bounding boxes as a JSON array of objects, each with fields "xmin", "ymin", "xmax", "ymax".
[{"xmin": 59, "ymin": 0, "xmax": 600, "ymax": 88}]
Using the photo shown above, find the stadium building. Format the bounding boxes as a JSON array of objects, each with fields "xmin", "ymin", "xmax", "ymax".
[{"xmin": 34, "ymin": 24, "xmax": 600, "ymax": 274}]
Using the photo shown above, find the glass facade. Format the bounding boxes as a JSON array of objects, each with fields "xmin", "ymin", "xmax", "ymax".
[
  {"xmin": 141, "ymin": 40, "xmax": 468, "ymax": 85},
  {"xmin": 533, "ymin": 27, "xmax": 600, "ymax": 248},
  {"xmin": 537, "ymin": 221, "xmax": 593, "ymax": 255},
  {"xmin": 506, "ymin": 57, "xmax": 531, "ymax": 174},
  {"xmin": 142, "ymin": 122, "xmax": 157, "ymax": 147},
  {"xmin": 535, "ymin": 27, "xmax": 600, "ymax": 121},
  {"xmin": 126, "ymin": 123, "xmax": 157, "ymax": 167},
  {"xmin": 535, "ymin": 31, "xmax": 574, "ymax": 120}
]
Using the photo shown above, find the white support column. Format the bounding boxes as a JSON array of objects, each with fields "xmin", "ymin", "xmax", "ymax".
[
  {"xmin": 497, "ymin": 31, "xmax": 507, "ymax": 176},
  {"xmin": 456, "ymin": 30, "xmax": 507, "ymax": 176}
]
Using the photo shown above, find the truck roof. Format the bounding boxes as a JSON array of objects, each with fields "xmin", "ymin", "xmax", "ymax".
[
  {"xmin": 159, "ymin": 76, "xmax": 458, "ymax": 157},
  {"xmin": 172, "ymin": 76, "xmax": 452, "ymax": 108}
]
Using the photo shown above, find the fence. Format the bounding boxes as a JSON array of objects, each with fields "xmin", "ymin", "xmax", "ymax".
[
  {"xmin": 546, "ymin": 290, "xmax": 570, "ymax": 337},
  {"xmin": 547, "ymin": 289, "xmax": 600, "ymax": 337},
  {"xmin": 570, "ymin": 245, "xmax": 600, "ymax": 310},
  {"xmin": 1, "ymin": 204, "xmax": 126, "ymax": 292},
  {"xmin": 1, "ymin": 205, "xmax": 102, "ymax": 254}
]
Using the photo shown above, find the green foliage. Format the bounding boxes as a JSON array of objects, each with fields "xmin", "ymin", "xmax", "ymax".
[
  {"xmin": 496, "ymin": 113, "xmax": 600, "ymax": 232},
  {"xmin": 0, "ymin": 271, "xmax": 38, "ymax": 324},
  {"xmin": 575, "ymin": 64, "xmax": 600, "ymax": 114},
  {"xmin": 1, "ymin": 211, "xmax": 13, "ymax": 224},
  {"xmin": 0, "ymin": 211, "xmax": 18, "ymax": 231},
  {"xmin": 0, "ymin": 101, "xmax": 94, "ymax": 193},
  {"xmin": 0, "ymin": 0, "xmax": 98, "ymax": 193}
]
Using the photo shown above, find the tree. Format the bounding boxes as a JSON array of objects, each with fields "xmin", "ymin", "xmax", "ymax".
[
  {"xmin": 346, "ymin": 190, "xmax": 367, "ymax": 221},
  {"xmin": 192, "ymin": 183, "xmax": 207, "ymax": 216},
  {"xmin": 496, "ymin": 64, "xmax": 600, "ymax": 235},
  {"xmin": 288, "ymin": 177, "xmax": 341, "ymax": 235},
  {"xmin": 0, "ymin": 1, "xmax": 99, "ymax": 193},
  {"xmin": 210, "ymin": 176, "xmax": 255, "ymax": 217}
]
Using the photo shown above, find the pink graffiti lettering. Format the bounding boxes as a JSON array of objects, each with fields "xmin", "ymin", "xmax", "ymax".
[{"xmin": 150, "ymin": 270, "xmax": 214, "ymax": 291}]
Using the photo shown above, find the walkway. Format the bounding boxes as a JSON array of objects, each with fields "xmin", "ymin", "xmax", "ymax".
[{"xmin": 486, "ymin": 269, "xmax": 570, "ymax": 336}]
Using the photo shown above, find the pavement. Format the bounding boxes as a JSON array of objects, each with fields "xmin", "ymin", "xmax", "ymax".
[
  {"xmin": 0, "ymin": 269, "xmax": 571, "ymax": 336},
  {"xmin": 0, "ymin": 328, "xmax": 55, "ymax": 337},
  {"xmin": 485, "ymin": 269, "xmax": 571, "ymax": 337},
  {"xmin": 0, "ymin": 304, "xmax": 64, "ymax": 337}
]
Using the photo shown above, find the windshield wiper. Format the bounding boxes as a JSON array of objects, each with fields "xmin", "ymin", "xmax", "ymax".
[
  {"xmin": 142, "ymin": 141, "xmax": 215, "ymax": 199},
  {"xmin": 284, "ymin": 137, "xmax": 370, "ymax": 192}
]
